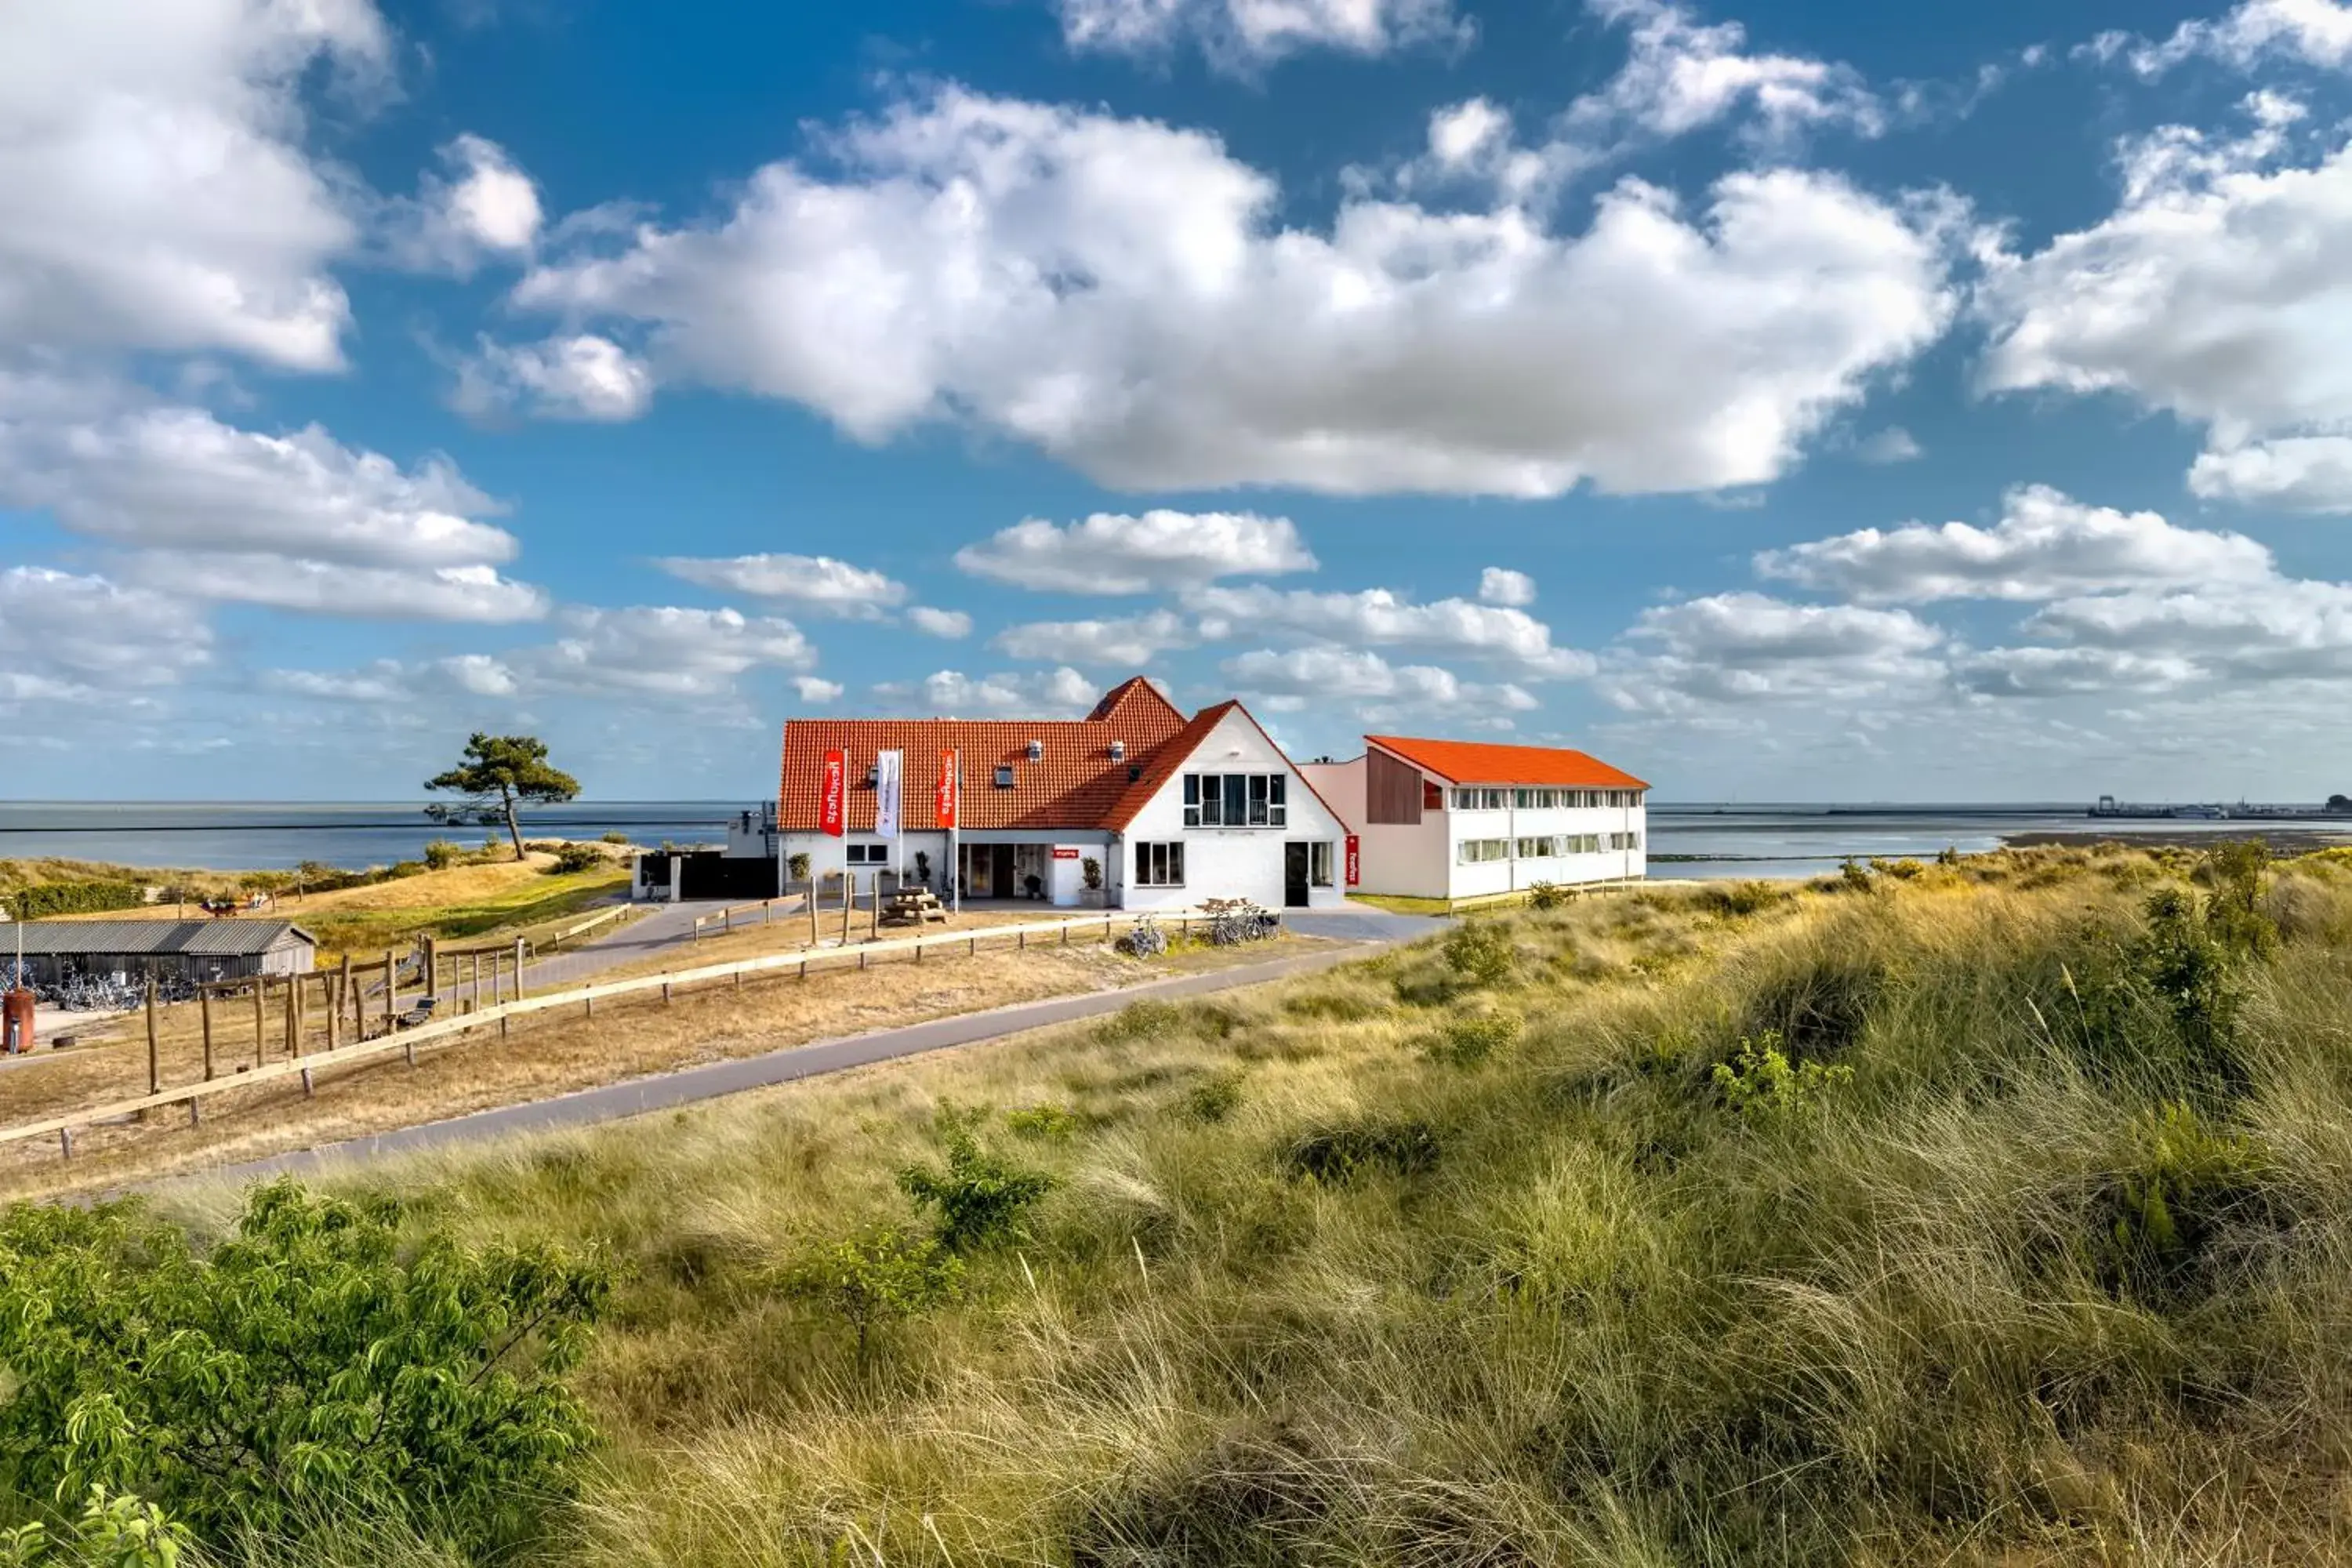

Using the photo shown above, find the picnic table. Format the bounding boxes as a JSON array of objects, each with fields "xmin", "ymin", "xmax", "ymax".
[{"xmin": 880, "ymin": 890, "xmax": 950, "ymax": 927}]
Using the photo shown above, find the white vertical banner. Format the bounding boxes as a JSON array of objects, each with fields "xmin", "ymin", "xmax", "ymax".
[{"xmin": 874, "ymin": 749, "xmax": 903, "ymax": 839}]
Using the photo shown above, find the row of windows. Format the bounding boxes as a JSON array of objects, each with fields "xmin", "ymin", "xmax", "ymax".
[
  {"xmin": 1453, "ymin": 787, "xmax": 1644, "ymax": 811},
  {"xmin": 1183, "ymin": 772, "xmax": 1288, "ymax": 828},
  {"xmin": 1461, "ymin": 832, "xmax": 1642, "ymax": 866},
  {"xmin": 1132, "ymin": 840, "xmax": 1337, "ymax": 887}
]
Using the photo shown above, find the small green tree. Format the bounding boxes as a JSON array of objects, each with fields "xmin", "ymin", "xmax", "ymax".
[
  {"xmin": 897, "ymin": 1119, "xmax": 1055, "ymax": 1251},
  {"xmin": 425, "ymin": 735, "xmax": 582, "ymax": 862},
  {"xmin": 422, "ymin": 838, "xmax": 461, "ymax": 870},
  {"xmin": 1713, "ymin": 1031, "xmax": 1853, "ymax": 1123},
  {"xmin": 0, "ymin": 1180, "xmax": 608, "ymax": 1553},
  {"xmin": 0, "ymin": 1487, "xmax": 192, "ymax": 1568},
  {"xmin": 782, "ymin": 1225, "xmax": 963, "ymax": 1368},
  {"xmin": 1442, "ymin": 920, "xmax": 1514, "ymax": 987}
]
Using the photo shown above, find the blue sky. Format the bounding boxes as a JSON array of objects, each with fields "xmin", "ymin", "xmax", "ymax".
[{"xmin": 8, "ymin": 0, "xmax": 2352, "ymax": 803}]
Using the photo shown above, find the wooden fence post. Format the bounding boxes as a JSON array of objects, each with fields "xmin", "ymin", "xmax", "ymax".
[
  {"xmin": 383, "ymin": 949, "xmax": 397, "ymax": 1033},
  {"xmin": 423, "ymin": 936, "xmax": 439, "ymax": 999},
  {"xmin": 841, "ymin": 874, "xmax": 853, "ymax": 944},
  {"xmin": 514, "ymin": 938, "xmax": 526, "ymax": 1000},
  {"xmin": 254, "ymin": 975, "xmax": 267, "ymax": 1069},
  {"xmin": 200, "ymin": 989, "xmax": 214, "ymax": 1082},
  {"xmin": 144, "ymin": 977, "xmax": 161, "ymax": 1108}
]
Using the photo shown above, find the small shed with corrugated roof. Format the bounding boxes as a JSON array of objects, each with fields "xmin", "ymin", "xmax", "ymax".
[{"xmin": 0, "ymin": 919, "xmax": 317, "ymax": 986}]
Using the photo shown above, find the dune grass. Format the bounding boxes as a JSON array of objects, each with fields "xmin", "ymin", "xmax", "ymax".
[{"xmin": 81, "ymin": 845, "xmax": 2352, "ymax": 1563}]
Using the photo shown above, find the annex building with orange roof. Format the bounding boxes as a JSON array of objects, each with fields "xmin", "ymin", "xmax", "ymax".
[
  {"xmin": 769, "ymin": 676, "xmax": 1352, "ymax": 913},
  {"xmin": 1298, "ymin": 734, "xmax": 1650, "ymax": 901}
]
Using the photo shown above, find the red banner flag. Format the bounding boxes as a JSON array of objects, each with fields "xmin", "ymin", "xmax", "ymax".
[
  {"xmin": 1345, "ymin": 834, "xmax": 1361, "ymax": 887},
  {"xmin": 935, "ymin": 749, "xmax": 959, "ymax": 829},
  {"xmin": 820, "ymin": 749, "xmax": 847, "ymax": 837}
]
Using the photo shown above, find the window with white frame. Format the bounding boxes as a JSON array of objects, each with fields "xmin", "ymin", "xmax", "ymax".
[
  {"xmin": 1454, "ymin": 788, "xmax": 1507, "ymax": 811},
  {"xmin": 1134, "ymin": 840, "xmax": 1185, "ymax": 887},
  {"xmin": 1515, "ymin": 836, "xmax": 1552, "ymax": 859},
  {"xmin": 1310, "ymin": 841, "xmax": 1334, "ymax": 886},
  {"xmin": 1458, "ymin": 838, "xmax": 1508, "ymax": 864},
  {"xmin": 1184, "ymin": 772, "xmax": 1287, "ymax": 828},
  {"xmin": 1609, "ymin": 831, "xmax": 1642, "ymax": 851},
  {"xmin": 845, "ymin": 842, "xmax": 890, "ymax": 865}
]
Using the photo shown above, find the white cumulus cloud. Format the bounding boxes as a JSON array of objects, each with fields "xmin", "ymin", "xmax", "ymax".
[
  {"xmin": 1056, "ymin": 0, "xmax": 1467, "ymax": 70},
  {"xmin": 956, "ymin": 511, "xmax": 1316, "ymax": 593},
  {"xmin": 655, "ymin": 552, "xmax": 908, "ymax": 616},
  {"xmin": 452, "ymin": 334, "xmax": 652, "ymax": 422},
  {"xmin": 1186, "ymin": 584, "xmax": 1594, "ymax": 677},
  {"xmin": 1756, "ymin": 485, "xmax": 2277, "ymax": 603},
  {"xmin": 876, "ymin": 667, "xmax": 1099, "ymax": 717},
  {"xmin": 1477, "ymin": 567, "xmax": 1536, "ymax": 606},
  {"xmin": 906, "ymin": 606, "xmax": 974, "ymax": 639},
  {"xmin": 2099, "ymin": 0, "xmax": 2352, "ymax": 76},
  {"xmin": 992, "ymin": 609, "xmax": 1192, "ymax": 667},
  {"xmin": 1603, "ymin": 591, "xmax": 1946, "ymax": 711},
  {"xmin": 387, "ymin": 133, "xmax": 543, "ymax": 274},
  {"xmin": 0, "ymin": 566, "xmax": 212, "ymax": 702},
  {"xmin": 507, "ymin": 85, "xmax": 1961, "ymax": 497},
  {"xmin": 0, "ymin": 0, "xmax": 387, "ymax": 370}
]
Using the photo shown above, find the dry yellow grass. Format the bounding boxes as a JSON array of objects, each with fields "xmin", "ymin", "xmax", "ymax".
[{"xmin": 0, "ymin": 925, "xmax": 1336, "ymax": 1198}]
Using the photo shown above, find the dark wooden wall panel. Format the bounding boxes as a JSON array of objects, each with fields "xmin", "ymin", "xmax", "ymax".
[{"xmin": 1367, "ymin": 748, "xmax": 1424, "ymax": 825}]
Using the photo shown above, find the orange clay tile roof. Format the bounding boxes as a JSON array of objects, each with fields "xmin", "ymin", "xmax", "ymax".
[
  {"xmin": 778, "ymin": 677, "xmax": 1193, "ymax": 833},
  {"xmin": 1366, "ymin": 734, "xmax": 1650, "ymax": 790}
]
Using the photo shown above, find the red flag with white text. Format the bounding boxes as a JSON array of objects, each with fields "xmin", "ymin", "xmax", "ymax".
[
  {"xmin": 935, "ymin": 750, "xmax": 959, "ymax": 829},
  {"xmin": 820, "ymin": 749, "xmax": 847, "ymax": 837}
]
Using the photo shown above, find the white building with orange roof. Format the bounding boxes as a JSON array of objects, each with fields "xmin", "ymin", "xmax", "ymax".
[
  {"xmin": 1298, "ymin": 735, "xmax": 1648, "ymax": 902},
  {"xmin": 770, "ymin": 676, "xmax": 1352, "ymax": 914}
]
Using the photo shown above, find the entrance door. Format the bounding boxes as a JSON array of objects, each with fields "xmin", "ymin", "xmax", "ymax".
[{"xmin": 1283, "ymin": 841, "xmax": 1311, "ymax": 908}]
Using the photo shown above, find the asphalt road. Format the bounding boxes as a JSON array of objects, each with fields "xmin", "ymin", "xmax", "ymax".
[{"xmin": 203, "ymin": 912, "xmax": 1439, "ymax": 1184}]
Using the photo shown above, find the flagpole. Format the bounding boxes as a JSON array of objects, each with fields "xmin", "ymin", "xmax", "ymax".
[{"xmin": 952, "ymin": 746, "xmax": 962, "ymax": 916}]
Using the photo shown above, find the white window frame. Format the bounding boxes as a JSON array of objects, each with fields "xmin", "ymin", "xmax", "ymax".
[
  {"xmin": 845, "ymin": 842, "xmax": 890, "ymax": 866},
  {"xmin": 1457, "ymin": 837, "xmax": 1508, "ymax": 865},
  {"xmin": 1310, "ymin": 840, "xmax": 1334, "ymax": 887},
  {"xmin": 1185, "ymin": 772, "xmax": 1288, "ymax": 829}
]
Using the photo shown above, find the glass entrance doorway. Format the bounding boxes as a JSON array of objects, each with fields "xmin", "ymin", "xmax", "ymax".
[{"xmin": 958, "ymin": 844, "xmax": 1055, "ymax": 900}]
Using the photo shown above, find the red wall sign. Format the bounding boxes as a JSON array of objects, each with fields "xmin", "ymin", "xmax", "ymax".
[
  {"xmin": 935, "ymin": 750, "xmax": 959, "ymax": 829},
  {"xmin": 819, "ymin": 749, "xmax": 847, "ymax": 837},
  {"xmin": 1051, "ymin": 847, "xmax": 1081, "ymax": 860},
  {"xmin": 1345, "ymin": 834, "xmax": 1361, "ymax": 887}
]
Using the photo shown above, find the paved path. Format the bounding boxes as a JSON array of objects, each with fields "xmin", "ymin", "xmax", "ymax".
[
  {"xmin": 1285, "ymin": 906, "xmax": 1450, "ymax": 944},
  {"xmin": 202, "ymin": 939, "xmax": 1395, "ymax": 1184}
]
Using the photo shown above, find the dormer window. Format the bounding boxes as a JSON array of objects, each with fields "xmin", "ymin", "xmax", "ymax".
[
  {"xmin": 1109, "ymin": 740, "xmax": 1126, "ymax": 762},
  {"xmin": 994, "ymin": 765, "xmax": 1015, "ymax": 788},
  {"xmin": 1026, "ymin": 739, "xmax": 1044, "ymax": 761}
]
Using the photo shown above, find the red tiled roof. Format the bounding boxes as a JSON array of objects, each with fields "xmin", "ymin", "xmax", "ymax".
[
  {"xmin": 780, "ymin": 677, "xmax": 1192, "ymax": 832},
  {"xmin": 1366, "ymin": 734, "xmax": 1650, "ymax": 790}
]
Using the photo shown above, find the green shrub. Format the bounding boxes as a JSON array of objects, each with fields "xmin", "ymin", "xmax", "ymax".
[
  {"xmin": 1838, "ymin": 857, "xmax": 1874, "ymax": 893},
  {"xmin": 1442, "ymin": 920, "xmax": 1514, "ymax": 987},
  {"xmin": 0, "ymin": 1180, "xmax": 608, "ymax": 1554},
  {"xmin": 384, "ymin": 859, "xmax": 427, "ymax": 880},
  {"xmin": 546, "ymin": 842, "xmax": 605, "ymax": 874},
  {"xmin": 601, "ymin": 829, "xmax": 630, "ymax": 844},
  {"xmin": 1006, "ymin": 1102, "xmax": 1080, "ymax": 1142},
  {"xmin": 1527, "ymin": 880, "xmax": 1570, "ymax": 911},
  {"xmin": 1712, "ymin": 1031, "xmax": 1853, "ymax": 1122},
  {"xmin": 781, "ymin": 1225, "xmax": 963, "ymax": 1368},
  {"xmin": 1425, "ymin": 1011, "xmax": 1520, "ymax": 1068},
  {"xmin": 897, "ymin": 1120, "xmax": 1055, "ymax": 1251},
  {"xmin": 422, "ymin": 838, "xmax": 461, "ymax": 870},
  {"xmin": 787, "ymin": 852, "xmax": 811, "ymax": 882},
  {"xmin": 1181, "ymin": 1070, "xmax": 1245, "ymax": 1123},
  {"xmin": 1870, "ymin": 856, "xmax": 1926, "ymax": 880},
  {"xmin": 1696, "ymin": 880, "xmax": 1787, "ymax": 917},
  {"xmin": 1094, "ymin": 998, "xmax": 1182, "ymax": 1044},
  {"xmin": 0, "ymin": 1487, "xmax": 193, "ymax": 1568},
  {"xmin": 1282, "ymin": 1117, "xmax": 1443, "ymax": 1184},
  {"xmin": 9, "ymin": 880, "xmax": 141, "ymax": 918},
  {"xmin": 2093, "ymin": 1102, "xmax": 2278, "ymax": 1302}
]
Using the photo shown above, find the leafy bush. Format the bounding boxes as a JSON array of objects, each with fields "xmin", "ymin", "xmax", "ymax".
[
  {"xmin": 1443, "ymin": 920, "xmax": 1514, "ymax": 987},
  {"xmin": 1526, "ymin": 881, "xmax": 1570, "ymax": 911},
  {"xmin": 0, "ymin": 1180, "xmax": 608, "ymax": 1554},
  {"xmin": 601, "ymin": 829, "xmax": 630, "ymax": 844},
  {"xmin": 1425, "ymin": 1011, "xmax": 1521, "ymax": 1068},
  {"xmin": 384, "ymin": 860, "xmax": 427, "ymax": 880},
  {"xmin": 1282, "ymin": 1117, "xmax": 1443, "ymax": 1184},
  {"xmin": 10, "ymin": 880, "xmax": 141, "ymax": 918},
  {"xmin": 0, "ymin": 1487, "xmax": 192, "ymax": 1568},
  {"xmin": 1712, "ymin": 1031, "xmax": 1853, "ymax": 1122},
  {"xmin": 1006, "ymin": 1102, "xmax": 1080, "ymax": 1142},
  {"xmin": 787, "ymin": 852, "xmax": 811, "ymax": 883},
  {"xmin": 1182, "ymin": 1070, "xmax": 1245, "ymax": 1123},
  {"xmin": 897, "ymin": 1120, "xmax": 1055, "ymax": 1251},
  {"xmin": 1870, "ymin": 857, "xmax": 1926, "ymax": 880},
  {"xmin": 546, "ymin": 842, "xmax": 605, "ymax": 874},
  {"xmin": 1838, "ymin": 857, "xmax": 1874, "ymax": 893},
  {"xmin": 422, "ymin": 838, "xmax": 461, "ymax": 870},
  {"xmin": 2093, "ymin": 1102, "xmax": 2278, "ymax": 1302},
  {"xmin": 781, "ymin": 1225, "xmax": 963, "ymax": 1367}
]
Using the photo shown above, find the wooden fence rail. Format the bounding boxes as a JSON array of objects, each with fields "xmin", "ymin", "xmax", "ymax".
[{"xmin": 4, "ymin": 907, "xmax": 1207, "ymax": 1158}]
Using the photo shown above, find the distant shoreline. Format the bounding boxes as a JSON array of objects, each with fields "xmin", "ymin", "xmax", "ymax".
[{"xmin": 2005, "ymin": 828, "xmax": 2352, "ymax": 852}]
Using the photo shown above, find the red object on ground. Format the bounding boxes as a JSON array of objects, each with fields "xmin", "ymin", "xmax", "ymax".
[{"xmin": 2, "ymin": 989, "xmax": 33, "ymax": 1055}]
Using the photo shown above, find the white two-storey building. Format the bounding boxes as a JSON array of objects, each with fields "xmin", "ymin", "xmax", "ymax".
[
  {"xmin": 774, "ymin": 677, "xmax": 1351, "ymax": 913},
  {"xmin": 1300, "ymin": 735, "xmax": 1648, "ymax": 902}
]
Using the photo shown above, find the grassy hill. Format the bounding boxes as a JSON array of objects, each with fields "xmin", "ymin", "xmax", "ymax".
[{"xmin": 31, "ymin": 844, "xmax": 2352, "ymax": 1564}]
